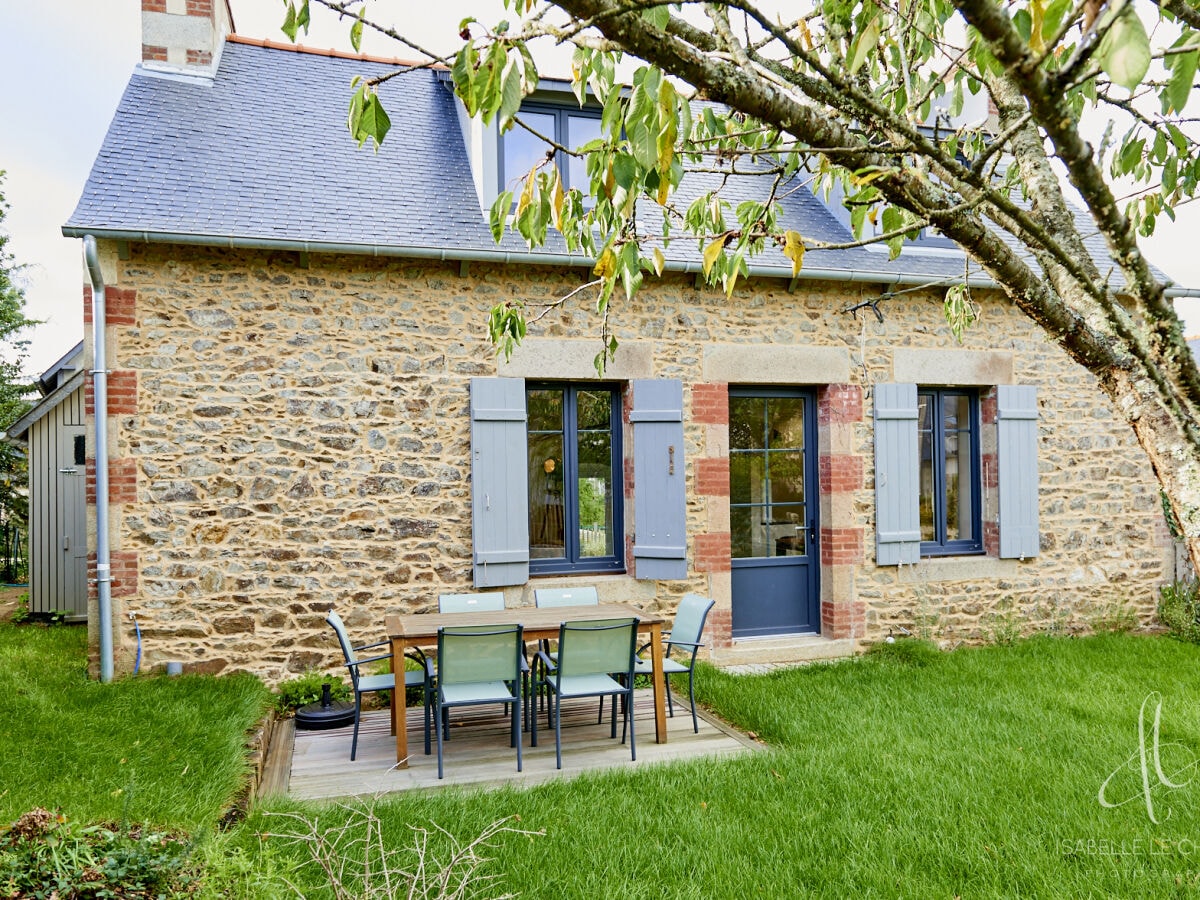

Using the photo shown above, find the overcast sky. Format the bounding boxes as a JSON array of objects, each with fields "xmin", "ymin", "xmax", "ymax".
[{"xmin": 2, "ymin": 0, "xmax": 1199, "ymax": 377}]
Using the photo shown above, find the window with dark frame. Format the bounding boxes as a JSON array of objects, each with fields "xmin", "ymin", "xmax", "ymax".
[
  {"xmin": 500, "ymin": 103, "xmax": 602, "ymax": 195},
  {"xmin": 918, "ymin": 388, "xmax": 983, "ymax": 556},
  {"xmin": 526, "ymin": 382, "xmax": 624, "ymax": 575}
]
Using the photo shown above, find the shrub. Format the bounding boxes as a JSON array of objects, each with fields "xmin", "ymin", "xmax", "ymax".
[
  {"xmin": 866, "ymin": 637, "xmax": 943, "ymax": 667},
  {"xmin": 274, "ymin": 671, "xmax": 350, "ymax": 715},
  {"xmin": 1158, "ymin": 578, "xmax": 1200, "ymax": 643},
  {"xmin": 0, "ymin": 807, "xmax": 198, "ymax": 899}
]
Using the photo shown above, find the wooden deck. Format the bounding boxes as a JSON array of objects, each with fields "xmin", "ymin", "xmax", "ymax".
[{"xmin": 263, "ymin": 689, "xmax": 759, "ymax": 801}]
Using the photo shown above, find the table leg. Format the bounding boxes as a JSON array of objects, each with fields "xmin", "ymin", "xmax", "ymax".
[
  {"xmin": 391, "ymin": 637, "xmax": 409, "ymax": 767},
  {"xmin": 649, "ymin": 623, "xmax": 667, "ymax": 743}
]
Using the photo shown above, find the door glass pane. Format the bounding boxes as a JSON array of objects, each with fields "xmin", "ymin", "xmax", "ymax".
[
  {"xmin": 769, "ymin": 507, "xmax": 806, "ymax": 556},
  {"xmin": 730, "ymin": 397, "xmax": 765, "ymax": 450},
  {"xmin": 768, "ymin": 450, "xmax": 805, "ymax": 504},
  {"xmin": 945, "ymin": 394, "xmax": 974, "ymax": 541},
  {"xmin": 731, "ymin": 507, "xmax": 754, "ymax": 559},
  {"xmin": 729, "ymin": 453, "xmax": 762, "ymax": 506},
  {"xmin": 566, "ymin": 114, "xmax": 602, "ymax": 191},
  {"xmin": 503, "ymin": 111, "xmax": 557, "ymax": 191},
  {"xmin": 918, "ymin": 395, "xmax": 935, "ymax": 541},
  {"xmin": 766, "ymin": 397, "xmax": 805, "ymax": 447},
  {"xmin": 528, "ymin": 387, "xmax": 565, "ymax": 559}
]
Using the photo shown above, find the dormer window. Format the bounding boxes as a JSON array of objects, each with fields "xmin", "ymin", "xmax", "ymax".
[{"xmin": 500, "ymin": 103, "xmax": 602, "ymax": 194}]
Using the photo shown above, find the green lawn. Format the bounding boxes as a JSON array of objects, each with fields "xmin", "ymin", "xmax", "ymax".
[{"xmin": 6, "ymin": 618, "xmax": 1200, "ymax": 898}]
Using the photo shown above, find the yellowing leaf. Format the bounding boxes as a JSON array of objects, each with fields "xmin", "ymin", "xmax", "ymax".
[
  {"xmin": 1029, "ymin": 0, "xmax": 1046, "ymax": 54},
  {"xmin": 551, "ymin": 166, "xmax": 565, "ymax": 230},
  {"xmin": 849, "ymin": 15, "xmax": 881, "ymax": 75},
  {"xmin": 516, "ymin": 164, "xmax": 537, "ymax": 218},
  {"xmin": 593, "ymin": 248, "xmax": 616, "ymax": 279},
  {"xmin": 702, "ymin": 237, "xmax": 727, "ymax": 278},
  {"xmin": 783, "ymin": 230, "xmax": 806, "ymax": 277},
  {"xmin": 652, "ymin": 247, "xmax": 666, "ymax": 277}
]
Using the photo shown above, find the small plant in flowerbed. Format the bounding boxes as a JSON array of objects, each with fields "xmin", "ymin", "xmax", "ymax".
[
  {"xmin": 0, "ymin": 807, "xmax": 199, "ymax": 899},
  {"xmin": 1158, "ymin": 577, "xmax": 1200, "ymax": 643},
  {"xmin": 273, "ymin": 671, "xmax": 351, "ymax": 715}
]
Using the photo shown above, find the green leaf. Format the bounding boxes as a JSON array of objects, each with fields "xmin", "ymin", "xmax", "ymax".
[
  {"xmin": 1165, "ymin": 49, "xmax": 1198, "ymax": 114},
  {"xmin": 281, "ymin": 2, "xmax": 298, "ymax": 42},
  {"xmin": 351, "ymin": 91, "xmax": 391, "ymax": 151},
  {"xmin": 849, "ymin": 15, "xmax": 881, "ymax": 75},
  {"xmin": 489, "ymin": 191, "xmax": 513, "ymax": 242},
  {"xmin": 497, "ymin": 59, "xmax": 524, "ymax": 131},
  {"xmin": 1098, "ymin": 7, "xmax": 1151, "ymax": 92},
  {"xmin": 350, "ymin": 11, "xmax": 364, "ymax": 52}
]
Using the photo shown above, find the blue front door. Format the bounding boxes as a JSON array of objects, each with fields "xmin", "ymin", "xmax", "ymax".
[{"xmin": 730, "ymin": 389, "xmax": 820, "ymax": 637}]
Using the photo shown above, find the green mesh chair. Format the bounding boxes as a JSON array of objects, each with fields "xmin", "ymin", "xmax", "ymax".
[
  {"xmin": 533, "ymin": 586, "xmax": 602, "ymax": 718},
  {"xmin": 326, "ymin": 610, "xmax": 427, "ymax": 762},
  {"xmin": 532, "ymin": 617, "xmax": 639, "ymax": 770},
  {"xmin": 633, "ymin": 593, "xmax": 715, "ymax": 733},
  {"xmin": 426, "ymin": 624, "xmax": 525, "ymax": 779}
]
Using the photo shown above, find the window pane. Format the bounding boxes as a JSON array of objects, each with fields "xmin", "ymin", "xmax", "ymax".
[
  {"xmin": 730, "ymin": 397, "xmax": 765, "ymax": 450},
  {"xmin": 577, "ymin": 430, "xmax": 613, "ymax": 558},
  {"xmin": 769, "ymin": 450, "xmax": 805, "ymax": 504},
  {"xmin": 529, "ymin": 432, "xmax": 565, "ymax": 559},
  {"xmin": 769, "ymin": 508, "xmax": 806, "ymax": 556},
  {"xmin": 502, "ymin": 111, "xmax": 556, "ymax": 191},
  {"xmin": 566, "ymin": 114, "xmax": 601, "ymax": 192},
  {"xmin": 918, "ymin": 395, "xmax": 935, "ymax": 542},
  {"xmin": 766, "ymin": 397, "xmax": 805, "ymax": 448},
  {"xmin": 945, "ymin": 395, "xmax": 975, "ymax": 541},
  {"xmin": 731, "ymin": 507, "xmax": 754, "ymax": 559},
  {"xmin": 527, "ymin": 388, "xmax": 563, "ymax": 432},
  {"xmin": 576, "ymin": 389, "xmax": 611, "ymax": 431},
  {"xmin": 729, "ymin": 452, "xmax": 762, "ymax": 506}
]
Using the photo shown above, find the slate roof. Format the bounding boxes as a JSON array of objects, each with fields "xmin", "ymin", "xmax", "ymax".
[{"xmin": 65, "ymin": 39, "xmax": 1171, "ymax": 291}]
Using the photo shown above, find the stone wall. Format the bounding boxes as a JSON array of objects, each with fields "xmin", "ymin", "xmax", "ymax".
[{"xmin": 83, "ymin": 241, "xmax": 1173, "ymax": 682}]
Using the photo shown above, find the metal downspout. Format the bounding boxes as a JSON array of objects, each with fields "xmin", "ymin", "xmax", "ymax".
[{"xmin": 83, "ymin": 235, "xmax": 113, "ymax": 683}]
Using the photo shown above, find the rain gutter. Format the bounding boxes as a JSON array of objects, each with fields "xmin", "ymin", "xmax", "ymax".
[{"xmin": 83, "ymin": 235, "xmax": 114, "ymax": 684}]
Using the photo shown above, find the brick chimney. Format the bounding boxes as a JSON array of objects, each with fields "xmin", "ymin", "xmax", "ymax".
[{"xmin": 141, "ymin": 0, "xmax": 234, "ymax": 76}]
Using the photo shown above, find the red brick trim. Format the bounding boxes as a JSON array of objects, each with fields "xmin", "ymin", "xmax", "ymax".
[
  {"xmin": 818, "ymin": 384, "xmax": 863, "ymax": 424},
  {"xmin": 821, "ymin": 526, "xmax": 865, "ymax": 565},
  {"xmin": 694, "ymin": 532, "xmax": 731, "ymax": 572},
  {"xmin": 142, "ymin": 44, "xmax": 168, "ymax": 62},
  {"xmin": 88, "ymin": 551, "xmax": 139, "ymax": 600},
  {"xmin": 707, "ymin": 605, "xmax": 733, "ymax": 649},
  {"xmin": 819, "ymin": 455, "xmax": 863, "ymax": 494},
  {"xmin": 86, "ymin": 458, "xmax": 138, "ymax": 505},
  {"xmin": 83, "ymin": 285, "xmax": 136, "ymax": 326},
  {"xmin": 692, "ymin": 383, "xmax": 729, "ymax": 425},
  {"xmin": 695, "ymin": 457, "xmax": 729, "ymax": 497},
  {"xmin": 85, "ymin": 371, "xmax": 137, "ymax": 417},
  {"xmin": 821, "ymin": 600, "xmax": 866, "ymax": 639}
]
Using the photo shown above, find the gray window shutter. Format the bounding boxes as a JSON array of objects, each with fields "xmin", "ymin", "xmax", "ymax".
[
  {"xmin": 469, "ymin": 377, "xmax": 529, "ymax": 587},
  {"xmin": 997, "ymin": 385, "xmax": 1039, "ymax": 558},
  {"xmin": 874, "ymin": 383, "xmax": 920, "ymax": 565},
  {"xmin": 631, "ymin": 379, "xmax": 687, "ymax": 580}
]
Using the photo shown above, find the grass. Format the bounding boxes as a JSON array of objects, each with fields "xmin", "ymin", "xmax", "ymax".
[
  {"xmin": 7, "ymin": 614, "xmax": 1200, "ymax": 897},
  {"xmin": 0, "ymin": 620, "xmax": 270, "ymax": 830}
]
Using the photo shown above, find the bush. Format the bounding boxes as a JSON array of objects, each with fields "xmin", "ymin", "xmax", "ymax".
[
  {"xmin": 0, "ymin": 807, "xmax": 198, "ymax": 899},
  {"xmin": 1158, "ymin": 578, "xmax": 1200, "ymax": 643},
  {"xmin": 865, "ymin": 636, "xmax": 943, "ymax": 667},
  {"xmin": 274, "ymin": 671, "xmax": 350, "ymax": 715}
]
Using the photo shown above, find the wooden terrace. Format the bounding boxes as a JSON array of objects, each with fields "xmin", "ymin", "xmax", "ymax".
[{"xmin": 260, "ymin": 689, "xmax": 760, "ymax": 801}]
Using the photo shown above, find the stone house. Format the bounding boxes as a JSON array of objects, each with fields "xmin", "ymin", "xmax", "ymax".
[{"xmin": 63, "ymin": 1, "xmax": 1181, "ymax": 681}]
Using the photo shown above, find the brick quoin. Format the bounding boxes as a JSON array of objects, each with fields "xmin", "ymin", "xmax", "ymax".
[
  {"xmin": 707, "ymin": 606, "xmax": 733, "ymax": 648},
  {"xmin": 694, "ymin": 532, "xmax": 731, "ymax": 572},
  {"xmin": 89, "ymin": 552, "xmax": 140, "ymax": 600},
  {"xmin": 624, "ymin": 457, "xmax": 634, "ymax": 499},
  {"xmin": 982, "ymin": 451, "xmax": 999, "ymax": 489},
  {"xmin": 85, "ymin": 371, "xmax": 138, "ymax": 417},
  {"xmin": 83, "ymin": 285, "xmax": 137, "ymax": 326},
  {"xmin": 818, "ymin": 384, "xmax": 863, "ymax": 425},
  {"xmin": 821, "ymin": 601, "xmax": 865, "ymax": 639},
  {"xmin": 185, "ymin": 0, "xmax": 214, "ymax": 15},
  {"xmin": 820, "ymin": 527, "xmax": 864, "ymax": 565},
  {"xmin": 86, "ymin": 458, "xmax": 138, "ymax": 505},
  {"xmin": 694, "ymin": 457, "xmax": 729, "ymax": 497},
  {"xmin": 984, "ymin": 521, "xmax": 1001, "ymax": 556},
  {"xmin": 142, "ymin": 0, "xmax": 167, "ymax": 11},
  {"xmin": 981, "ymin": 390, "xmax": 998, "ymax": 424},
  {"xmin": 186, "ymin": 49, "xmax": 213, "ymax": 66},
  {"xmin": 819, "ymin": 455, "xmax": 863, "ymax": 495},
  {"xmin": 142, "ymin": 44, "xmax": 169, "ymax": 61},
  {"xmin": 691, "ymin": 383, "xmax": 729, "ymax": 425}
]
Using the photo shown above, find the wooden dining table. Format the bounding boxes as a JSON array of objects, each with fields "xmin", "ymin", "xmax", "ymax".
[{"xmin": 385, "ymin": 603, "xmax": 667, "ymax": 767}]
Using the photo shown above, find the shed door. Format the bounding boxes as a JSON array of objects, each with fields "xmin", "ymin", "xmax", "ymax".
[
  {"xmin": 730, "ymin": 389, "xmax": 820, "ymax": 637},
  {"xmin": 58, "ymin": 426, "xmax": 87, "ymax": 617}
]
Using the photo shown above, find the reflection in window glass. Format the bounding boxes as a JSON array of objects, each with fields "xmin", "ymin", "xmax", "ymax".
[{"xmin": 502, "ymin": 111, "xmax": 556, "ymax": 192}]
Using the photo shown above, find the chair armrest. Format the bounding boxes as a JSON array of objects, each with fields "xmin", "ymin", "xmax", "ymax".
[
  {"xmin": 345, "ymin": 651, "xmax": 392, "ymax": 668},
  {"xmin": 666, "ymin": 640, "xmax": 704, "ymax": 650},
  {"xmin": 534, "ymin": 650, "xmax": 555, "ymax": 671},
  {"xmin": 423, "ymin": 656, "xmax": 437, "ymax": 677},
  {"xmin": 353, "ymin": 638, "xmax": 390, "ymax": 652}
]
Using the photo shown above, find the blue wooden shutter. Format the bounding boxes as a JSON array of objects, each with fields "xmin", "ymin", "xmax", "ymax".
[
  {"xmin": 469, "ymin": 377, "xmax": 529, "ymax": 587},
  {"xmin": 997, "ymin": 385, "xmax": 1040, "ymax": 558},
  {"xmin": 874, "ymin": 383, "xmax": 920, "ymax": 565},
  {"xmin": 631, "ymin": 379, "xmax": 687, "ymax": 580}
]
